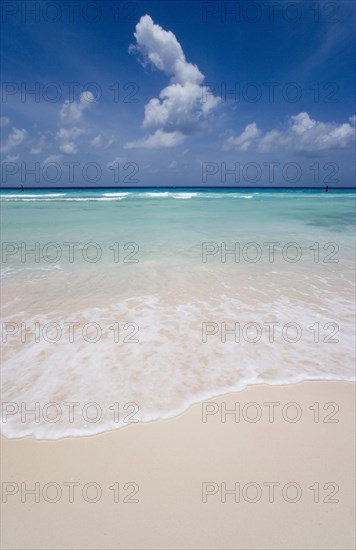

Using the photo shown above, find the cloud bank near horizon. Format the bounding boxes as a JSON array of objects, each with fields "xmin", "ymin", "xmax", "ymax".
[{"xmin": 224, "ymin": 112, "xmax": 356, "ymax": 154}]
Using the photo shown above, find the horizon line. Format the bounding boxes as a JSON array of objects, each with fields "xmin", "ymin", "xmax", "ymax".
[{"xmin": 1, "ymin": 186, "xmax": 356, "ymax": 190}]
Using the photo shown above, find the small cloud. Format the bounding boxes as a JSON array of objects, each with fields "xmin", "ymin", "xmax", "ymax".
[
  {"xmin": 59, "ymin": 142, "xmax": 78, "ymax": 154},
  {"xmin": 2, "ymin": 154, "xmax": 19, "ymax": 162},
  {"xmin": 91, "ymin": 135, "xmax": 103, "ymax": 148},
  {"xmin": 168, "ymin": 160, "xmax": 177, "ymax": 168},
  {"xmin": 57, "ymin": 127, "xmax": 85, "ymax": 140},
  {"xmin": 30, "ymin": 134, "xmax": 46, "ymax": 155},
  {"xmin": 56, "ymin": 127, "xmax": 85, "ymax": 155},
  {"xmin": 0, "ymin": 127, "xmax": 27, "ymax": 153},
  {"xmin": 125, "ymin": 129, "xmax": 186, "ymax": 149},
  {"xmin": 42, "ymin": 155, "xmax": 62, "ymax": 165},
  {"xmin": 59, "ymin": 91, "xmax": 94, "ymax": 124},
  {"xmin": 107, "ymin": 156, "xmax": 126, "ymax": 168},
  {"xmin": 91, "ymin": 135, "xmax": 115, "ymax": 149},
  {"xmin": 223, "ymin": 123, "xmax": 261, "ymax": 152},
  {"xmin": 106, "ymin": 136, "xmax": 115, "ymax": 148},
  {"xmin": 0, "ymin": 116, "xmax": 10, "ymax": 128}
]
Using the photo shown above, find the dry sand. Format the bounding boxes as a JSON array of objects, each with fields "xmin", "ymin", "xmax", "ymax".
[{"xmin": 1, "ymin": 380, "xmax": 355, "ymax": 549}]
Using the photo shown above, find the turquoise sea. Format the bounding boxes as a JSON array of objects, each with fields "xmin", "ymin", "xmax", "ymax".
[{"xmin": 1, "ymin": 188, "xmax": 355, "ymax": 438}]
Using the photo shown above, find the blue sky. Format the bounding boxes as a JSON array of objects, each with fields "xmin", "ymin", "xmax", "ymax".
[{"xmin": 1, "ymin": 0, "xmax": 355, "ymax": 187}]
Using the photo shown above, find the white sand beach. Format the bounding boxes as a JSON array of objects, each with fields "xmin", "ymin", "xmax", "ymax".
[{"xmin": 1, "ymin": 380, "xmax": 355, "ymax": 550}]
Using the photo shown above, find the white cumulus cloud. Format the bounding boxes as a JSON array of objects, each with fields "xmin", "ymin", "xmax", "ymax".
[
  {"xmin": 126, "ymin": 15, "xmax": 220, "ymax": 148},
  {"xmin": 224, "ymin": 112, "xmax": 356, "ymax": 153},
  {"xmin": 59, "ymin": 91, "xmax": 95, "ymax": 124},
  {"xmin": 223, "ymin": 123, "xmax": 261, "ymax": 152},
  {"xmin": 0, "ymin": 127, "xmax": 27, "ymax": 153}
]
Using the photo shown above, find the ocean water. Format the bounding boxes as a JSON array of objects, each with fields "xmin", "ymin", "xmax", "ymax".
[{"xmin": 1, "ymin": 187, "xmax": 355, "ymax": 438}]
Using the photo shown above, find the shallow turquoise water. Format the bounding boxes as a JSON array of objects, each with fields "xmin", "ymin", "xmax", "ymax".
[{"xmin": 1, "ymin": 188, "xmax": 355, "ymax": 263}]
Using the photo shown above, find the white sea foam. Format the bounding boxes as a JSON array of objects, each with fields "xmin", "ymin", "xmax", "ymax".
[
  {"xmin": 0, "ymin": 191, "xmax": 267, "ymax": 202},
  {"xmin": 60, "ymin": 197, "xmax": 127, "ymax": 201},
  {"xmin": 4, "ymin": 197, "xmax": 127, "ymax": 202},
  {"xmin": 0, "ymin": 193, "xmax": 66, "ymax": 198},
  {"xmin": 233, "ymin": 194, "xmax": 253, "ymax": 198},
  {"xmin": 171, "ymin": 192, "xmax": 198, "ymax": 199},
  {"xmin": 102, "ymin": 192, "xmax": 130, "ymax": 197},
  {"xmin": 136, "ymin": 192, "xmax": 172, "ymax": 198},
  {"xmin": 1, "ymin": 289, "xmax": 354, "ymax": 439}
]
